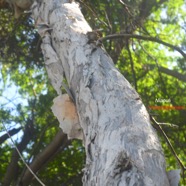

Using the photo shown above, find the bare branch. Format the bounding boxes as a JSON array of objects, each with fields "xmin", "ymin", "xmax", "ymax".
[
  {"xmin": 0, "ymin": 127, "xmax": 22, "ymax": 144},
  {"xmin": 99, "ymin": 33, "xmax": 186, "ymax": 60},
  {"xmin": 20, "ymin": 130, "xmax": 69, "ymax": 185},
  {"xmin": 126, "ymin": 41, "xmax": 137, "ymax": 90},
  {"xmin": 2, "ymin": 122, "xmax": 45, "ymax": 186},
  {"xmin": 79, "ymin": 0, "xmax": 108, "ymax": 28},
  {"xmin": 150, "ymin": 116, "xmax": 186, "ymax": 179},
  {"xmin": 146, "ymin": 64, "xmax": 186, "ymax": 82}
]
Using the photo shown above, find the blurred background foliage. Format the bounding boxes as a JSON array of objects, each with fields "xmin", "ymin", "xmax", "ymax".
[{"xmin": 0, "ymin": 0, "xmax": 185, "ymax": 185}]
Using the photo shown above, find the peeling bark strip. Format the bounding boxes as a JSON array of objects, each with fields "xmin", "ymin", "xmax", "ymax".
[
  {"xmin": 51, "ymin": 94, "xmax": 83, "ymax": 140},
  {"xmin": 32, "ymin": 0, "xmax": 170, "ymax": 185}
]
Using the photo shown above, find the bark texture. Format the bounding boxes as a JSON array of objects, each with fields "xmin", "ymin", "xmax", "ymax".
[{"xmin": 32, "ymin": 0, "xmax": 170, "ymax": 185}]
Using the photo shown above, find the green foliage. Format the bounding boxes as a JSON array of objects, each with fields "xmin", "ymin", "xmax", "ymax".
[{"xmin": 0, "ymin": 0, "xmax": 186, "ymax": 185}]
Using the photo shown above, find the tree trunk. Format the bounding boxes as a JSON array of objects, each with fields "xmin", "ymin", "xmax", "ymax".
[{"xmin": 31, "ymin": 0, "xmax": 170, "ymax": 185}]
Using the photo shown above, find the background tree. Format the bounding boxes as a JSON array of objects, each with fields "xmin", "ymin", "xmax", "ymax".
[{"xmin": 0, "ymin": 0, "xmax": 185, "ymax": 185}]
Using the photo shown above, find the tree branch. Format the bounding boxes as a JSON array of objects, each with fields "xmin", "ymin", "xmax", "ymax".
[
  {"xmin": 99, "ymin": 33, "xmax": 186, "ymax": 60},
  {"xmin": 150, "ymin": 116, "xmax": 186, "ymax": 180},
  {"xmin": 146, "ymin": 64, "xmax": 186, "ymax": 82},
  {"xmin": 126, "ymin": 40, "xmax": 137, "ymax": 90},
  {"xmin": 2, "ymin": 120, "xmax": 42, "ymax": 186},
  {"xmin": 20, "ymin": 130, "xmax": 69, "ymax": 186},
  {"xmin": 0, "ymin": 127, "xmax": 22, "ymax": 145}
]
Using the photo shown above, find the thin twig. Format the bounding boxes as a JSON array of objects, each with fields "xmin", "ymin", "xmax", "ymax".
[
  {"xmin": 157, "ymin": 122, "xmax": 179, "ymax": 128},
  {"xmin": 79, "ymin": 0, "xmax": 108, "ymax": 28},
  {"xmin": 104, "ymin": 10, "xmax": 112, "ymax": 32},
  {"xmin": 2, "ymin": 123, "xmax": 46, "ymax": 186},
  {"xmin": 98, "ymin": 33, "xmax": 186, "ymax": 59},
  {"xmin": 138, "ymin": 41, "xmax": 170, "ymax": 96},
  {"xmin": 150, "ymin": 116, "xmax": 186, "ymax": 179},
  {"xmin": 118, "ymin": 0, "xmax": 133, "ymax": 17},
  {"xmin": 126, "ymin": 40, "xmax": 137, "ymax": 90}
]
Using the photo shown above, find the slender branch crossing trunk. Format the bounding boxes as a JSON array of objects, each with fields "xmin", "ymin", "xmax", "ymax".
[{"xmin": 32, "ymin": 0, "xmax": 170, "ymax": 185}]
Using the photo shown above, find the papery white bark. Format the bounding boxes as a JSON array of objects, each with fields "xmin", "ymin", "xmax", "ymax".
[
  {"xmin": 32, "ymin": 0, "xmax": 171, "ymax": 185},
  {"xmin": 167, "ymin": 169, "xmax": 181, "ymax": 186}
]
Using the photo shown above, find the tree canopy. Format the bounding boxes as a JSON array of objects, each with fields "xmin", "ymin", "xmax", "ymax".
[{"xmin": 0, "ymin": 0, "xmax": 185, "ymax": 185}]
